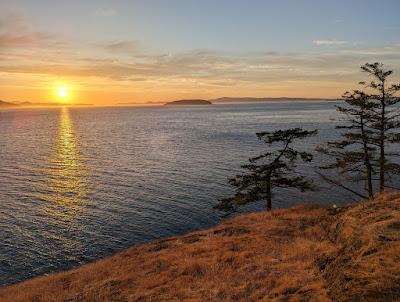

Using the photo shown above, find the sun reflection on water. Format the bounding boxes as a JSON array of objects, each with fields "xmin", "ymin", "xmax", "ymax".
[{"xmin": 39, "ymin": 107, "xmax": 89, "ymax": 223}]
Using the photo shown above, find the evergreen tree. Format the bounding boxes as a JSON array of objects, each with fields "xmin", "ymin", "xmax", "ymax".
[
  {"xmin": 215, "ymin": 128, "xmax": 317, "ymax": 213},
  {"xmin": 317, "ymin": 90, "xmax": 377, "ymax": 198},
  {"xmin": 360, "ymin": 63, "xmax": 400, "ymax": 192}
]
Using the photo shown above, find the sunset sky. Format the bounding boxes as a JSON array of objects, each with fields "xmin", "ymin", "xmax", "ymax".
[{"xmin": 1, "ymin": 0, "xmax": 400, "ymax": 105}]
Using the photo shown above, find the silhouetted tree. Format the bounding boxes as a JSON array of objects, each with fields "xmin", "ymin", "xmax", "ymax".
[
  {"xmin": 360, "ymin": 63, "xmax": 400, "ymax": 192},
  {"xmin": 317, "ymin": 90, "xmax": 377, "ymax": 198},
  {"xmin": 215, "ymin": 128, "xmax": 317, "ymax": 213}
]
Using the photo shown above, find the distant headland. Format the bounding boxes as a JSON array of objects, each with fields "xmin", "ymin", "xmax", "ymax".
[
  {"xmin": 164, "ymin": 99, "xmax": 212, "ymax": 106},
  {"xmin": 0, "ymin": 100, "xmax": 92, "ymax": 108},
  {"xmin": 211, "ymin": 97, "xmax": 339, "ymax": 103}
]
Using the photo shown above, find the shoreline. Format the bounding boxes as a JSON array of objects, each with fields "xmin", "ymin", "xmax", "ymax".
[
  {"xmin": 0, "ymin": 99, "xmax": 343, "ymax": 111},
  {"xmin": 0, "ymin": 98, "xmax": 341, "ymax": 110}
]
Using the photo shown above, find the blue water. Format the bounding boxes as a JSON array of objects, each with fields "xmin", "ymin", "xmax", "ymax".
[{"xmin": 0, "ymin": 101, "xmax": 353, "ymax": 285}]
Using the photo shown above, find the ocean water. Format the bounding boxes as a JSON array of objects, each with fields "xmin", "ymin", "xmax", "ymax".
[{"xmin": 0, "ymin": 101, "xmax": 356, "ymax": 285}]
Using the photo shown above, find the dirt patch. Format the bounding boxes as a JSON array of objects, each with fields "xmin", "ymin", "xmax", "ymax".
[{"xmin": 213, "ymin": 226, "xmax": 250, "ymax": 236}]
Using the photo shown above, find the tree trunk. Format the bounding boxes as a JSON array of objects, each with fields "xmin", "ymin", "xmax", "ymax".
[
  {"xmin": 360, "ymin": 116, "xmax": 374, "ymax": 198},
  {"xmin": 379, "ymin": 83, "xmax": 386, "ymax": 192},
  {"xmin": 266, "ymin": 176, "xmax": 272, "ymax": 211},
  {"xmin": 366, "ymin": 163, "xmax": 373, "ymax": 198}
]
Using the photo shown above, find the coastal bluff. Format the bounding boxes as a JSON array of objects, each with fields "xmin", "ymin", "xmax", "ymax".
[
  {"xmin": 164, "ymin": 99, "xmax": 212, "ymax": 106},
  {"xmin": 1, "ymin": 193, "xmax": 399, "ymax": 301}
]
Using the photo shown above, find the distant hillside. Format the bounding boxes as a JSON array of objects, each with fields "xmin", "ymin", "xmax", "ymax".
[
  {"xmin": 18, "ymin": 101, "xmax": 92, "ymax": 107},
  {"xmin": 165, "ymin": 99, "xmax": 212, "ymax": 106},
  {"xmin": 1, "ymin": 193, "xmax": 399, "ymax": 301},
  {"xmin": 212, "ymin": 97, "xmax": 338, "ymax": 103},
  {"xmin": 0, "ymin": 100, "xmax": 19, "ymax": 107},
  {"xmin": 0, "ymin": 100, "xmax": 92, "ymax": 108}
]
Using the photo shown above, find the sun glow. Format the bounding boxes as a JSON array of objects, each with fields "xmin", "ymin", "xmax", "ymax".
[
  {"xmin": 53, "ymin": 82, "xmax": 74, "ymax": 103},
  {"xmin": 58, "ymin": 86, "xmax": 68, "ymax": 99}
]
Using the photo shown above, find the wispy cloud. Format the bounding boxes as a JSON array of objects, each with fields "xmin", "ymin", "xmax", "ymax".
[
  {"xmin": 102, "ymin": 40, "xmax": 140, "ymax": 54},
  {"xmin": 4, "ymin": 46, "xmax": 400, "ymax": 85},
  {"xmin": 341, "ymin": 44, "xmax": 400, "ymax": 56},
  {"xmin": 1, "ymin": 11, "xmax": 400, "ymax": 101},
  {"xmin": 313, "ymin": 40, "xmax": 348, "ymax": 46},
  {"xmin": 93, "ymin": 8, "xmax": 117, "ymax": 17},
  {"xmin": 0, "ymin": 11, "xmax": 36, "ymax": 48},
  {"xmin": 0, "ymin": 11, "xmax": 67, "ymax": 50}
]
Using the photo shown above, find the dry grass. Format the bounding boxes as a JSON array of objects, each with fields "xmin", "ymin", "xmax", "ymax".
[{"xmin": 1, "ymin": 193, "xmax": 399, "ymax": 301}]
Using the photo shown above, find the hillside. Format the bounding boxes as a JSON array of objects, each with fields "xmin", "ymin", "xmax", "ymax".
[
  {"xmin": 164, "ymin": 99, "xmax": 212, "ymax": 105},
  {"xmin": 0, "ymin": 100, "xmax": 92, "ymax": 108},
  {"xmin": 0, "ymin": 193, "xmax": 399, "ymax": 301},
  {"xmin": 0, "ymin": 100, "xmax": 18, "ymax": 107},
  {"xmin": 212, "ymin": 97, "xmax": 338, "ymax": 103}
]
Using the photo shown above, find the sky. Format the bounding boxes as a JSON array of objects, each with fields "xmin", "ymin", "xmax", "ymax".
[{"xmin": 1, "ymin": 0, "xmax": 400, "ymax": 105}]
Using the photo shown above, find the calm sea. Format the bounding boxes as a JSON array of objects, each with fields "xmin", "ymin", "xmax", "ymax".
[{"xmin": 1, "ymin": 101, "xmax": 355, "ymax": 285}]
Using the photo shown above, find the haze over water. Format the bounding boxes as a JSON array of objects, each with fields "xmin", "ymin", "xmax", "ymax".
[{"xmin": 1, "ymin": 101, "xmax": 356, "ymax": 285}]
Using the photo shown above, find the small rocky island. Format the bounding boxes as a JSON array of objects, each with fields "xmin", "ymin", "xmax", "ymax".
[{"xmin": 164, "ymin": 99, "xmax": 212, "ymax": 106}]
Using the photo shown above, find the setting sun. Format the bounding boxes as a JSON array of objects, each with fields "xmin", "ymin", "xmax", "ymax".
[{"xmin": 58, "ymin": 87, "xmax": 68, "ymax": 99}]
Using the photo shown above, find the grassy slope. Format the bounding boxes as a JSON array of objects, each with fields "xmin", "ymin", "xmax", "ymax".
[{"xmin": 0, "ymin": 193, "xmax": 399, "ymax": 302}]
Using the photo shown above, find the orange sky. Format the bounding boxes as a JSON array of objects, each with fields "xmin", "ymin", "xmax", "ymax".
[
  {"xmin": 3, "ymin": 52, "xmax": 395, "ymax": 106},
  {"xmin": 2, "ymin": 47, "xmax": 400, "ymax": 106},
  {"xmin": 1, "ymin": 2, "xmax": 400, "ymax": 106},
  {"xmin": 1, "ymin": 72, "xmax": 357, "ymax": 106}
]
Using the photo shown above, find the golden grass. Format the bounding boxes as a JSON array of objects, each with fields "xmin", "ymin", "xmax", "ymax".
[{"xmin": 1, "ymin": 193, "xmax": 399, "ymax": 301}]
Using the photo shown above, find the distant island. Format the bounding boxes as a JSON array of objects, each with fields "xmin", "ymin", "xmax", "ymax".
[
  {"xmin": 117, "ymin": 97, "xmax": 338, "ymax": 106},
  {"xmin": 164, "ymin": 99, "xmax": 212, "ymax": 106}
]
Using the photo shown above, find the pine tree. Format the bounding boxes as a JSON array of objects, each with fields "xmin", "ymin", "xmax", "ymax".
[
  {"xmin": 215, "ymin": 128, "xmax": 317, "ymax": 213},
  {"xmin": 360, "ymin": 63, "xmax": 400, "ymax": 192},
  {"xmin": 317, "ymin": 90, "xmax": 377, "ymax": 198}
]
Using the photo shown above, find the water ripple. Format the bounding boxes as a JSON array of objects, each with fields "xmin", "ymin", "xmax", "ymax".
[{"xmin": 0, "ymin": 102, "xmax": 356, "ymax": 285}]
